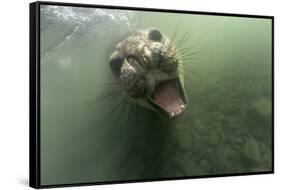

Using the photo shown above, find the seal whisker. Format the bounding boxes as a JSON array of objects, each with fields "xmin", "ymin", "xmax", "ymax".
[
  {"xmin": 178, "ymin": 64, "xmax": 197, "ymax": 70},
  {"xmin": 105, "ymin": 83, "xmax": 126, "ymax": 91},
  {"xmin": 99, "ymin": 81, "xmax": 123, "ymax": 86},
  {"xmin": 175, "ymin": 33, "xmax": 190, "ymax": 49},
  {"xmin": 114, "ymin": 95, "xmax": 130, "ymax": 123},
  {"xmin": 102, "ymin": 94, "xmax": 125, "ymax": 112},
  {"xmin": 177, "ymin": 51, "xmax": 202, "ymax": 61},
  {"xmin": 174, "ymin": 43, "xmax": 200, "ymax": 56},
  {"xmin": 96, "ymin": 93, "xmax": 128, "ymax": 122},
  {"xmin": 178, "ymin": 56, "xmax": 199, "ymax": 61},
  {"xmin": 90, "ymin": 93, "xmax": 122, "ymax": 106},
  {"xmin": 91, "ymin": 87, "xmax": 124, "ymax": 103},
  {"xmin": 168, "ymin": 23, "xmax": 180, "ymax": 49},
  {"xmin": 179, "ymin": 71, "xmax": 190, "ymax": 80},
  {"xmin": 166, "ymin": 23, "xmax": 184, "ymax": 52},
  {"xmin": 174, "ymin": 29, "xmax": 193, "ymax": 50},
  {"xmin": 176, "ymin": 50, "xmax": 202, "ymax": 58},
  {"xmin": 178, "ymin": 71, "xmax": 191, "ymax": 81},
  {"xmin": 118, "ymin": 97, "xmax": 130, "ymax": 128},
  {"xmin": 136, "ymin": 99, "xmax": 140, "ymax": 128},
  {"xmin": 123, "ymin": 99, "xmax": 134, "ymax": 128},
  {"xmin": 180, "ymin": 58, "xmax": 201, "ymax": 63},
  {"xmin": 177, "ymin": 54, "xmax": 200, "ymax": 60},
  {"xmin": 134, "ymin": 99, "xmax": 139, "ymax": 124},
  {"xmin": 107, "ymin": 94, "xmax": 130, "ymax": 119},
  {"xmin": 178, "ymin": 66, "xmax": 199, "ymax": 75},
  {"xmin": 178, "ymin": 49, "xmax": 201, "ymax": 56},
  {"xmin": 92, "ymin": 83, "xmax": 122, "ymax": 90},
  {"xmin": 131, "ymin": 99, "xmax": 138, "ymax": 126}
]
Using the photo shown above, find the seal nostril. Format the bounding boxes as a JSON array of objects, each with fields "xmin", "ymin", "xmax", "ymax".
[{"xmin": 159, "ymin": 55, "xmax": 164, "ymax": 63}]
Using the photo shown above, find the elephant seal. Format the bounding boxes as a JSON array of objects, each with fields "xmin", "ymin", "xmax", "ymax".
[{"xmin": 109, "ymin": 28, "xmax": 188, "ymax": 119}]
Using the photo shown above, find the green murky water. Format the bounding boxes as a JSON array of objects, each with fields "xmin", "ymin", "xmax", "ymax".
[{"xmin": 40, "ymin": 5, "xmax": 273, "ymax": 185}]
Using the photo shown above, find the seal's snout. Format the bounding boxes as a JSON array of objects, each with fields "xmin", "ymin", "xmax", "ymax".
[{"xmin": 149, "ymin": 42, "xmax": 166, "ymax": 62}]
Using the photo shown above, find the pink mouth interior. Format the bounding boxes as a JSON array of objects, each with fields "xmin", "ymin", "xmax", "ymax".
[{"xmin": 152, "ymin": 79, "xmax": 183, "ymax": 113}]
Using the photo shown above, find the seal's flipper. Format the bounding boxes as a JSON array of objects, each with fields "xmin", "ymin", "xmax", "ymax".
[{"xmin": 109, "ymin": 50, "xmax": 124, "ymax": 76}]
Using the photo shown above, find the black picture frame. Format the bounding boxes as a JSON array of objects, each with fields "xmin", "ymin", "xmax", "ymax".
[{"xmin": 29, "ymin": 1, "xmax": 274, "ymax": 189}]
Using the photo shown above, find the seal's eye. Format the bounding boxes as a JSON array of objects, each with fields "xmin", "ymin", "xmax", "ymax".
[
  {"xmin": 109, "ymin": 51, "xmax": 124, "ymax": 75},
  {"xmin": 148, "ymin": 29, "xmax": 162, "ymax": 42}
]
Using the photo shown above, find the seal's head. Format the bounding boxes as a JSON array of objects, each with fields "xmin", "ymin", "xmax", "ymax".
[{"xmin": 109, "ymin": 28, "xmax": 188, "ymax": 119}]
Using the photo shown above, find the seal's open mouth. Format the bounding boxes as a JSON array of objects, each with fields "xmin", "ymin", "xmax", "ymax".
[{"xmin": 148, "ymin": 78, "xmax": 187, "ymax": 119}]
